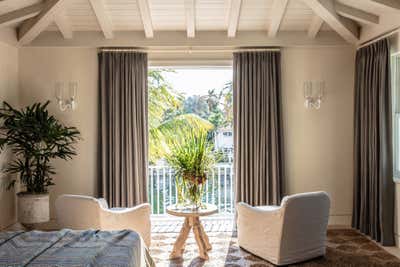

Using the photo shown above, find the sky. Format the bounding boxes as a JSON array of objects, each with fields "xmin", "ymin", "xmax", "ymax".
[{"xmin": 156, "ymin": 68, "xmax": 232, "ymax": 96}]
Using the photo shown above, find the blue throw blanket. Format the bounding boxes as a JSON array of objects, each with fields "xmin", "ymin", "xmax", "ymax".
[{"xmin": 0, "ymin": 229, "xmax": 155, "ymax": 267}]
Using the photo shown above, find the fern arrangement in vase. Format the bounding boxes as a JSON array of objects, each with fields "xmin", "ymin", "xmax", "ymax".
[{"xmin": 165, "ymin": 129, "xmax": 215, "ymax": 209}]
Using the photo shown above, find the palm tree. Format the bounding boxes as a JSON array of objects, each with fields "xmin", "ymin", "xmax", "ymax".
[
  {"xmin": 149, "ymin": 113, "xmax": 213, "ymax": 163},
  {"xmin": 148, "ymin": 69, "xmax": 214, "ymax": 164},
  {"xmin": 148, "ymin": 69, "xmax": 183, "ymax": 130}
]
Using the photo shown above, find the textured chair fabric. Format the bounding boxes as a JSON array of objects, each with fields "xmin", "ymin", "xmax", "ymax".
[
  {"xmin": 55, "ymin": 194, "xmax": 151, "ymax": 247},
  {"xmin": 236, "ymin": 191, "xmax": 330, "ymax": 266}
]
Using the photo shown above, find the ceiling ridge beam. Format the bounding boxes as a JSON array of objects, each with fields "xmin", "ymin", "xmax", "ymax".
[
  {"xmin": 268, "ymin": 0, "xmax": 289, "ymax": 37},
  {"xmin": 184, "ymin": 0, "xmax": 195, "ymax": 38},
  {"xmin": 137, "ymin": 0, "xmax": 154, "ymax": 38},
  {"xmin": 335, "ymin": 2, "xmax": 379, "ymax": 25},
  {"xmin": 227, "ymin": 0, "xmax": 242, "ymax": 37},
  {"xmin": 302, "ymin": 0, "xmax": 359, "ymax": 44},
  {"xmin": 88, "ymin": 0, "xmax": 113, "ymax": 39},
  {"xmin": 54, "ymin": 10, "xmax": 73, "ymax": 39},
  {"xmin": 370, "ymin": 0, "xmax": 400, "ymax": 11},
  {"xmin": 18, "ymin": 0, "xmax": 66, "ymax": 45},
  {"xmin": 0, "ymin": 3, "xmax": 44, "ymax": 27},
  {"xmin": 308, "ymin": 15, "xmax": 324, "ymax": 38}
]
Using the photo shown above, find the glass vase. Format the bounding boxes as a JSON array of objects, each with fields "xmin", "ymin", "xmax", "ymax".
[
  {"xmin": 175, "ymin": 176, "xmax": 185, "ymax": 207},
  {"xmin": 184, "ymin": 178, "xmax": 205, "ymax": 210}
]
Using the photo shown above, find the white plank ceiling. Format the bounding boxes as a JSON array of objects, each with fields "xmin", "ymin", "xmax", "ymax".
[{"xmin": 0, "ymin": 0, "xmax": 399, "ymax": 44}]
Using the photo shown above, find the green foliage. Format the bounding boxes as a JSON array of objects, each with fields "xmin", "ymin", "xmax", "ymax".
[
  {"xmin": 182, "ymin": 83, "xmax": 233, "ymax": 130},
  {"xmin": 148, "ymin": 69, "xmax": 217, "ymax": 164},
  {"xmin": 148, "ymin": 69, "xmax": 183, "ymax": 129},
  {"xmin": 221, "ymin": 81, "xmax": 233, "ymax": 126},
  {"xmin": 183, "ymin": 95, "xmax": 210, "ymax": 119},
  {"xmin": 0, "ymin": 101, "xmax": 80, "ymax": 194},
  {"xmin": 165, "ymin": 129, "xmax": 215, "ymax": 207},
  {"xmin": 148, "ymin": 69, "xmax": 233, "ymax": 164},
  {"xmin": 149, "ymin": 113, "xmax": 214, "ymax": 162},
  {"xmin": 166, "ymin": 129, "xmax": 214, "ymax": 179}
]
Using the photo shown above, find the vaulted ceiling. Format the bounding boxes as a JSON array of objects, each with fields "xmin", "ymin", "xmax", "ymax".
[{"xmin": 0, "ymin": 0, "xmax": 399, "ymax": 45}]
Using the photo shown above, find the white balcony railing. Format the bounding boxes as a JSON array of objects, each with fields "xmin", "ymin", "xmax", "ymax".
[{"xmin": 148, "ymin": 163, "xmax": 234, "ymax": 214}]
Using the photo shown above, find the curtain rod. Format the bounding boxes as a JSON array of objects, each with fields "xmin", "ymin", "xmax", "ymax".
[
  {"xmin": 98, "ymin": 47, "xmax": 281, "ymax": 53},
  {"xmin": 357, "ymin": 27, "xmax": 400, "ymax": 49}
]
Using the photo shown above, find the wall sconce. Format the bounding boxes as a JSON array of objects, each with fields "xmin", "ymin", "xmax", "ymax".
[
  {"xmin": 304, "ymin": 81, "xmax": 325, "ymax": 109},
  {"xmin": 55, "ymin": 82, "xmax": 77, "ymax": 111}
]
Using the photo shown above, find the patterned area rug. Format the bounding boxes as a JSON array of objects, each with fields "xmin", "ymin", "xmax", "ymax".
[{"xmin": 149, "ymin": 229, "xmax": 400, "ymax": 267}]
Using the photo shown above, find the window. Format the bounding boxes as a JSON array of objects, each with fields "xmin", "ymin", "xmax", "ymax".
[
  {"xmin": 147, "ymin": 67, "xmax": 235, "ymax": 214},
  {"xmin": 392, "ymin": 53, "xmax": 400, "ymax": 181}
]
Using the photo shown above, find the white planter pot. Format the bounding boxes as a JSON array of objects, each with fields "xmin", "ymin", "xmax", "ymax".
[{"xmin": 17, "ymin": 193, "xmax": 50, "ymax": 224}]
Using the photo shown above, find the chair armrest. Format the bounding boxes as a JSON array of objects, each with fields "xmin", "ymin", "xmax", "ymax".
[
  {"xmin": 100, "ymin": 203, "xmax": 151, "ymax": 247},
  {"xmin": 104, "ymin": 203, "xmax": 150, "ymax": 214},
  {"xmin": 97, "ymin": 198, "xmax": 109, "ymax": 209},
  {"xmin": 236, "ymin": 202, "xmax": 284, "ymax": 261}
]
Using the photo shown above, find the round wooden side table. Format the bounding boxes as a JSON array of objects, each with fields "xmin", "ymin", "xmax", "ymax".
[{"xmin": 166, "ymin": 204, "xmax": 218, "ymax": 260}]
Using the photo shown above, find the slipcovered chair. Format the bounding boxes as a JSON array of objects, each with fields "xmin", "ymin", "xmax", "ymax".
[
  {"xmin": 236, "ymin": 191, "xmax": 330, "ymax": 266},
  {"xmin": 55, "ymin": 194, "xmax": 151, "ymax": 247}
]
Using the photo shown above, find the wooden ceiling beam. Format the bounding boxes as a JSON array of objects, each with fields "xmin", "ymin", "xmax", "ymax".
[
  {"xmin": 308, "ymin": 15, "xmax": 324, "ymax": 38},
  {"xmin": 335, "ymin": 2, "xmax": 379, "ymax": 25},
  {"xmin": 227, "ymin": 0, "xmax": 242, "ymax": 37},
  {"xmin": 303, "ymin": 0, "xmax": 359, "ymax": 44},
  {"xmin": 88, "ymin": 0, "xmax": 113, "ymax": 39},
  {"xmin": 18, "ymin": 0, "xmax": 65, "ymax": 45},
  {"xmin": 268, "ymin": 0, "xmax": 289, "ymax": 37},
  {"xmin": 0, "ymin": 3, "xmax": 44, "ymax": 27},
  {"xmin": 370, "ymin": 0, "xmax": 400, "ymax": 11},
  {"xmin": 137, "ymin": 0, "xmax": 154, "ymax": 38},
  {"xmin": 54, "ymin": 10, "xmax": 73, "ymax": 39},
  {"xmin": 184, "ymin": 0, "xmax": 195, "ymax": 38}
]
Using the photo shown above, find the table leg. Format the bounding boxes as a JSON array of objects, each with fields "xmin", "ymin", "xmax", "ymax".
[
  {"xmin": 170, "ymin": 217, "xmax": 191, "ymax": 259},
  {"xmin": 192, "ymin": 217, "xmax": 209, "ymax": 260},
  {"xmin": 199, "ymin": 221, "xmax": 212, "ymax": 250}
]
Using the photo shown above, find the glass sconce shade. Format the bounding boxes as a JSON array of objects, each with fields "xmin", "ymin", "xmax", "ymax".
[
  {"xmin": 303, "ymin": 81, "xmax": 325, "ymax": 109},
  {"xmin": 55, "ymin": 81, "xmax": 77, "ymax": 111}
]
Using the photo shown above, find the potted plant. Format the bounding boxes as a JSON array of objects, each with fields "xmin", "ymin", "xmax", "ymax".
[
  {"xmin": 0, "ymin": 101, "xmax": 80, "ymax": 225},
  {"xmin": 166, "ymin": 129, "xmax": 215, "ymax": 209}
]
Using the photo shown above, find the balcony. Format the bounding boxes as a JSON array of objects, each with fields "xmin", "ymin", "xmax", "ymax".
[{"xmin": 148, "ymin": 163, "xmax": 234, "ymax": 215}]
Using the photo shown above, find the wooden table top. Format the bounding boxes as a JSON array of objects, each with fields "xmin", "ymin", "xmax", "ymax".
[{"xmin": 166, "ymin": 204, "xmax": 218, "ymax": 217}]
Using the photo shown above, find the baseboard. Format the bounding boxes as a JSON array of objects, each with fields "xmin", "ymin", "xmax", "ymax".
[
  {"xmin": 395, "ymin": 234, "xmax": 400, "ymax": 248},
  {"xmin": 1, "ymin": 219, "xmax": 17, "ymax": 231},
  {"xmin": 4, "ymin": 219, "xmax": 59, "ymax": 231}
]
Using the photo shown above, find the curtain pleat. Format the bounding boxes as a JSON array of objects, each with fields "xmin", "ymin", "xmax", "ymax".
[
  {"xmin": 233, "ymin": 51, "xmax": 284, "ymax": 206},
  {"xmin": 98, "ymin": 51, "xmax": 148, "ymax": 207},
  {"xmin": 352, "ymin": 38, "xmax": 395, "ymax": 246}
]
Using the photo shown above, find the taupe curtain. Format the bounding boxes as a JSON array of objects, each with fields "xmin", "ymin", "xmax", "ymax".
[
  {"xmin": 98, "ymin": 51, "xmax": 148, "ymax": 207},
  {"xmin": 233, "ymin": 51, "xmax": 284, "ymax": 206},
  {"xmin": 352, "ymin": 39, "xmax": 395, "ymax": 246}
]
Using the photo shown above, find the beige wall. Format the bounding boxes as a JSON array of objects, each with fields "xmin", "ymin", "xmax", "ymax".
[
  {"xmin": 17, "ymin": 46, "xmax": 356, "ymax": 226},
  {"xmin": 281, "ymin": 47, "xmax": 355, "ymax": 225},
  {"xmin": 0, "ymin": 41, "xmax": 19, "ymax": 229},
  {"xmin": 18, "ymin": 48, "xmax": 99, "ymax": 220}
]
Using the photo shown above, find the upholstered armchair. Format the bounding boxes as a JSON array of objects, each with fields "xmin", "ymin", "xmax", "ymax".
[
  {"xmin": 55, "ymin": 194, "xmax": 151, "ymax": 247},
  {"xmin": 236, "ymin": 191, "xmax": 330, "ymax": 266}
]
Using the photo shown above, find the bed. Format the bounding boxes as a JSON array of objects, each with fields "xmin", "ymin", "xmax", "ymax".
[{"xmin": 0, "ymin": 229, "xmax": 155, "ymax": 267}]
